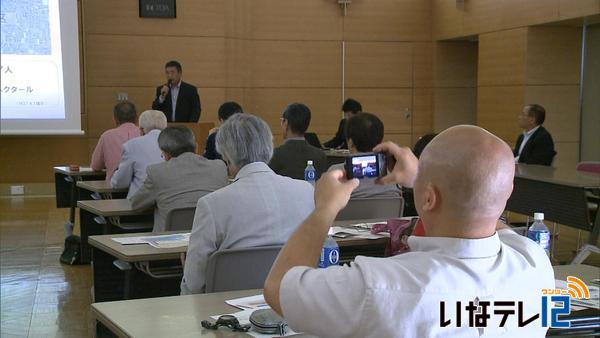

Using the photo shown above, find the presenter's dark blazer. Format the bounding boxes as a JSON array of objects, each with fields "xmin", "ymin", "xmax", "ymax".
[
  {"xmin": 513, "ymin": 126, "xmax": 556, "ymax": 166},
  {"xmin": 152, "ymin": 81, "xmax": 201, "ymax": 122},
  {"xmin": 323, "ymin": 119, "xmax": 348, "ymax": 149}
]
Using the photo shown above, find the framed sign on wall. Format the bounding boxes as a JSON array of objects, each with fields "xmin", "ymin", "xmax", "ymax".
[{"xmin": 139, "ymin": 0, "xmax": 176, "ymax": 18}]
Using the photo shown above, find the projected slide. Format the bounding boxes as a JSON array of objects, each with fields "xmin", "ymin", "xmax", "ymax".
[{"xmin": 1, "ymin": 0, "xmax": 65, "ymax": 120}]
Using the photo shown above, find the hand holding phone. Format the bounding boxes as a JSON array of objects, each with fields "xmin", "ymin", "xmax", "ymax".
[
  {"xmin": 372, "ymin": 142, "xmax": 419, "ymax": 188},
  {"xmin": 344, "ymin": 153, "xmax": 387, "ymax": 180}
]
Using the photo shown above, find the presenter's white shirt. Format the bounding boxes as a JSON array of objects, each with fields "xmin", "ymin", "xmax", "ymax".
[
  {"xmin": 170, "ymin": 81, "xmax": 181, "ymax": 121},
  {"xmin": 280, "ymin": 229, "xmax": 554, "ymax": 338},
  {"xmin": 515, "ymin": 125, "xmax": 540, "ymax": 162}
]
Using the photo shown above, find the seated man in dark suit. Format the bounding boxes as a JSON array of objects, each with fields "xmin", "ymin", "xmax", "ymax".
[
  {"xmin": 514, "ymin": 104, "xmax": 556, "ymax": 166},
  {"xmin": 269, "ymin": 103, "xmax": 328, "ymax": 180},
  {"xmin": 323, "ymin": 98, "xmax": 362, "ymax": 149},
  {"xmin": 203, "ymin": 101, "xmax": 243, "ymax": 160},
  {"xmin": 152, "ymin": 60, "xmax": 201, "ymax": 122}
]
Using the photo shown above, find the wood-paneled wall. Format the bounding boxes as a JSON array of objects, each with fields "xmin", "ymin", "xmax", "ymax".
[
  {"xmin": 433, "ymin": 41, "xmax": 478, "ymax": 131},
  {"xmin": 2, "ymin": 0, "xmax": 598, "ymax": 186},
  {"xmin": 476, "ymin": 26, "xmax": 583, "ymax": 169},
  {"xmin": 432, "ymin": 1, "xmax": 597, "ymax": 169},
  {"xmin": 0, "ymin": 0, "xmax": 434, "ymax": 184},
  {"xmin": 433, "ymin": 0, "xmax": 600, "ymax": 40}
]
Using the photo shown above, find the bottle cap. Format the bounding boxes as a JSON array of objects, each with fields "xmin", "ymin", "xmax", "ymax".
[
  {"xmin": 307, "ymin": 160, "xmax": 313, "ymax": 165},
  {"xmin": 534, "ymin": 212, "xmax": 544, "ymax": 221}
]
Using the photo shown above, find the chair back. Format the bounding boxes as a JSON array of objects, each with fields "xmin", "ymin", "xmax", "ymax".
[
  {"xmin": 205, "ymin": 245, "xmax": 282, "ymax": 293},
  {"xmin": 336, "ymin": 197, "xmax": 403, "ymax": 221},
  {"xmin": 165, "ymin": 207, "xmax": 196, "ymax": 231}
]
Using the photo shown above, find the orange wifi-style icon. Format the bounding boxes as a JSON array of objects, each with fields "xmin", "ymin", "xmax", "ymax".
[{"xmin": 566, "ymin": 276, "xmax": 590, "ymax": 299}]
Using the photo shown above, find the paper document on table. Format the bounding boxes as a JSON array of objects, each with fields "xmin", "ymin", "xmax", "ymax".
[
  {"xmin": 210, "ymin": 308, "xmax": 299, "ymax": 337},
  {"xmin": 112, "ymin": 233, "xmax": 190, "ymax": 248},
  {"xmin": 140, "ymin": 233, "xmax": 190, "ymax": 248},
  {"xmin": 555, "ymin": 279, "xmax": 600, "ymax": 310},
  {"xmin": 112, "ymin": 236, "xmax": 147, "ymax": 245},
  {"xmin": 329, "ymin": 226, "xmax": 389, "ymax": 239},
  {"xmin": 348, "ymin": 222, "xmax": 380, "ymax": 230},
  {"xmin": 226, "ymin": 294, "xmax": 269, "ymax": 310}
]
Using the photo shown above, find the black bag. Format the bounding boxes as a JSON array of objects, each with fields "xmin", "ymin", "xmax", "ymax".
[{"xmin": 60, "ymin": 235, "xmax": 81, "ymax": 265}]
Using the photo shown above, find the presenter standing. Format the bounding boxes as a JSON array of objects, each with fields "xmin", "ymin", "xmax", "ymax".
[{"xmin": 152, "ymin": 60, "xmax": 201, "ymax": 122}]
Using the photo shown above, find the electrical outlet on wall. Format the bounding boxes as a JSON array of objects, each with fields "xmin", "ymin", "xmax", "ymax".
[
  {"xmin": 10, "ymin": 185, "xmax": 25, "ymax": 195},
  {"xmin": 117, "ymin": 92, "xmax": 129, "ymax": 101}
]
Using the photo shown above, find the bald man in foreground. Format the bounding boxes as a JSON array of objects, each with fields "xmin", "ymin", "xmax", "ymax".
[{"xmin": 264, "ymin": 125, "xmax": 554, "ymax": 337}]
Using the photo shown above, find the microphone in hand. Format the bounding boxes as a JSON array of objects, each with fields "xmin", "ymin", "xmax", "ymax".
[{"xmin": 160, "ymin": 80, "xmax": 171, "ymax": 98}]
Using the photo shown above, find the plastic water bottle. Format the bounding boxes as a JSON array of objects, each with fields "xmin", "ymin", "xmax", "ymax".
[
  {"xmin": 318, "ymin": 236, "xmax": 340, "ymax": 268},
  {"xmin": 527, "ymin": 212, "xmax": 551, "ymax": 256},
  {"xmin": 304, "ymin": 160, "xmax": 316, "ymax": 185}
]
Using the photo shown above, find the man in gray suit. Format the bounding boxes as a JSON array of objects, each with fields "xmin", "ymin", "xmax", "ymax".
[
  {"xmin": 181, "ymin": 114, "xmax": 315, "ymax": 294},
  {"xmin": 329, "ymin": 112, "xmax": 401, "ymax": 199},
  {"xmin": 111, "ymin": 110, "xmax": 167, "ymax": 198},
  {"xmin": 269, "ymin": 103, "xmax": 328, "ymax": 180},
  {"xmin": 129, "ymin": 126, "xmax": 229, "ymax": 232}
]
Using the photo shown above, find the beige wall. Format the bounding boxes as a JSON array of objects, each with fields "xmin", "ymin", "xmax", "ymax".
[
  {"xmin": 476, "ymin": 26, "xmax": 582, "ymax": 169},
  {"xmin": 432, "ymin": 0, "xmax": 598, "ymax": 169},
  {"xmin": 433, "ymin": 41, "xmax": 478, "ymax": 132},
  {"xmin": 2, "ymin": 0, "xmax": 599, "ymax": 187},
  {"xmin": 433, "ymin": 0, "xmax": 600, "ymax": 40},
  {"xmin": 0, "ymin": 0, "xmax": 433, "ymax": 185},
  {"xmin": 581, "ymin": 24, "xmax": 600, "ymax": 161}
]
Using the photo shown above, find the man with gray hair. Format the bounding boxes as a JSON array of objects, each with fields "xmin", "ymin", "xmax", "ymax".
[
  {"xmin": 112, "ymin": 110, "xmax": 167, "ymax": 198},
  {"xmin": 129, "ymin": 126, "xmax": 228, "ymax": 232},
  {"xmin": 181, "ymin": 114, "xmax": 315, "ymax": 294}
]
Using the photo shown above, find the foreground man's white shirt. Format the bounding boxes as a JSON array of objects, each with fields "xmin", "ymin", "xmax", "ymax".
[{"xmin": 280, "ymin": 229, "xmax": 554, "ymax": 338}]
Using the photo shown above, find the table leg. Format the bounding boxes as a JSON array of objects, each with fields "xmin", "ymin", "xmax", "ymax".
[
  {"xmin": 589, "ymin": 211, "xmax": 600, "ymax": 245},
  {"xmin": 123, "ymin": 269, "xmax": 134, "ymax": 300},
  {"xmin": 65, "ymin": 177, "xmax": 77, "ymax": 236},
  {"xmin": 80, "ymin": 209, "xmax": 103, "ymax": 264},
  {"xmin": 91, "ymin": 247, "xmax": 126, "ymax": 302},
  {"xmin": 92, "ymin": 246, "xmax": 182, "ymax": 302}
]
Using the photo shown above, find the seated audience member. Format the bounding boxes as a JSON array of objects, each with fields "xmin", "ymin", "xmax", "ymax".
[
  {"xmin": 412, "ymin": 133, "xmax": 438, "ymax": 158},
  {"xmin": 269, "ymin": 103, "xmax": 328, "ymax": 180},
  {"xmin": 111, "ymin": 110, "xmax": 167, "ymax": 198},
  {"xmin": 329, "ymin": 112, "xmax": 401, "ymax": 199},
  {"xmin": 181, "ymin": 114, "xmax": 315, "ymax": 294},
  {"xmin": 265, "ymin": 125, "xmax": 554, "ymax": 337},
  {"xmin": 129, "ymin": 126, "xmax": 228, "ymax": 232},
  {"xmin": 323, "ymin": 98, "xmax": 362, "ymax": 149},
  {"xmin": 90, "ymin": 101, "xmax": 140, "ymax": 181},
  {"xmin": 203, "ymin": 101, "xmax": 243, "ymax": 160},
  {"xmin": 403, "ymin": 133, "xmax": 437, "ymax": 217},
  {"xmin": 514, "ymin": 104, "xmax": 556, "ymax": 166}
]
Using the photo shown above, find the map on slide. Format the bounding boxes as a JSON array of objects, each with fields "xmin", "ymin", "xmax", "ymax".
[{"xmin": 1, "ymin": 0, "xmax": 51, "ymax": 55}]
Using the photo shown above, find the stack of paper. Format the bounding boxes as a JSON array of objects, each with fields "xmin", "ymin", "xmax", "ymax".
[
  {"xmin": 112, "ymin": 233, "xmax": 190, "ymax": 248},
  {"xmin": 328, "ymin": 226, "xmax": 389, "ymax": 239},
  {"xmin": 226, "ymin": 294, "xmax": 270, "ymax": 310}
]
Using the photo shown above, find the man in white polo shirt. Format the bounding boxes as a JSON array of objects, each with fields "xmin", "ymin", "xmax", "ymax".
[{"xmin": 264, "ymin": 125, "xmax": 555, "ymax": 338}]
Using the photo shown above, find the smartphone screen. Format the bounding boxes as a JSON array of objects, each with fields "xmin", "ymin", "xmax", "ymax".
[{"xmin": 349, "ymin": 154, "xmax": 379, "ymax": 179}]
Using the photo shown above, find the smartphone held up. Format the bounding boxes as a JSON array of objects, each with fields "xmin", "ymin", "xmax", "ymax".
[{"xmin": 344, "ymin": 153, "xmax": 387, "ymax": 180}]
